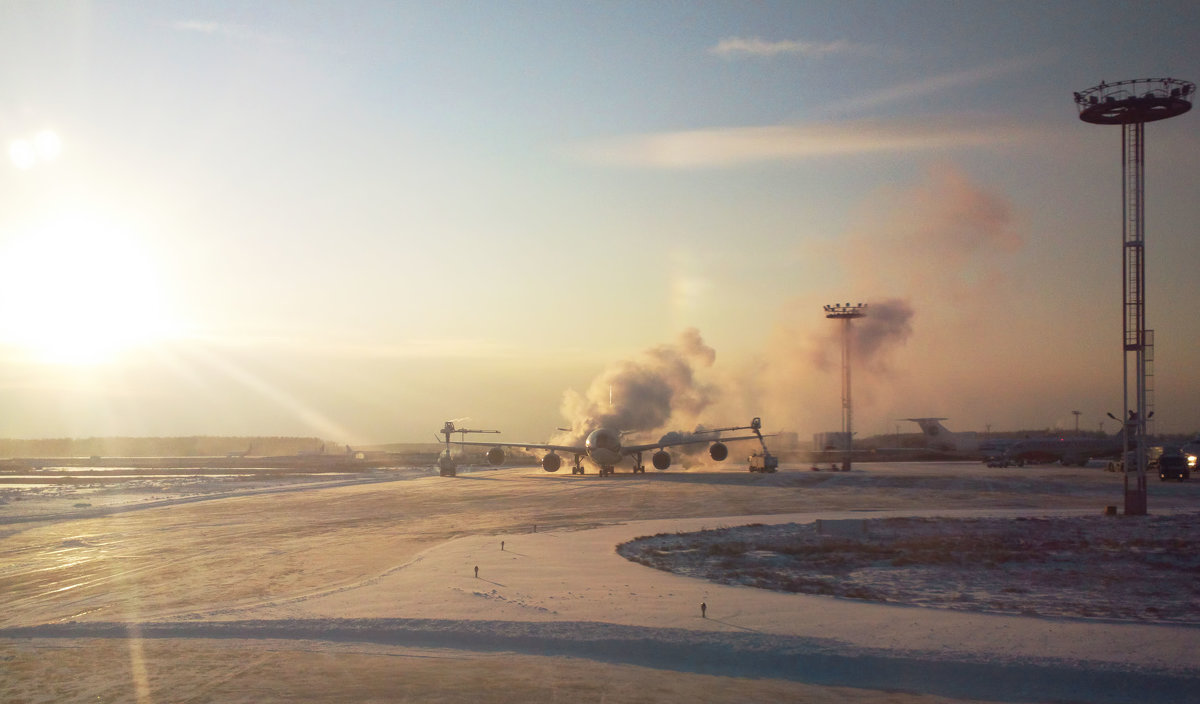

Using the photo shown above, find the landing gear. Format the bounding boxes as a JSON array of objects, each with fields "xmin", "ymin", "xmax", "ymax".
[
  {"xmin": 572, "ymin": 455, "xmax": 585, "ymax": 475},
  {"xmin": 632, "ymin": 452, "xmax": 646, "ymax": 474}
]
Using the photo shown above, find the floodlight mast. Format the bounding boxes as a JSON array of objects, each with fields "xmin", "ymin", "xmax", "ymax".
[
  {"xmin": 1074, "ymin": 77, "xmax": 1194, "ymax": 516},
  {"xmin": 824, "ymin": 303, "xmax": 867, "ymax": 471}
]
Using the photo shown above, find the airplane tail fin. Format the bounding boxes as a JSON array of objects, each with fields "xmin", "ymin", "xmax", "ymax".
[{"xmin": 903, "ymin": 418, "xmax": 951, "ymax": 438}]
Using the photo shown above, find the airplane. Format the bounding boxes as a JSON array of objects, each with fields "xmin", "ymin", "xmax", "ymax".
[
  {"xmin": 1003, "ymin": 411, "xmax": 1155, "ymax": 467},
  {"xmin": 225, "ymin": 445, "xmax": 252, "ymax": 458},
  {"xmin": 1002, "ymin": 430, "xmax": 1124, "ymax": 467},
  {"xmin": 902, "ymin": 418, "xmax": 1013, "ymax": 455},
  {"xmin": 438, "ymin": 417, "xmax": 771, "ymax": 477}
]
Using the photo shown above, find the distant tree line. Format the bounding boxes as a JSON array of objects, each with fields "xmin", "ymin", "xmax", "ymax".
[{"xmin": 0, "ymin": 436, "xmax": 332, "ymax": 458}]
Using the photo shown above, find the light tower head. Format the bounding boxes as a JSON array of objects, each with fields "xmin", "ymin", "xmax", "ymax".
[
  {"xmin": 824, "ymin": 302, "xmax": 867, "ymax": 320},
  {"xmin": 1075, "ymin": 77, "xmax": 1193, "ymax": 125}
]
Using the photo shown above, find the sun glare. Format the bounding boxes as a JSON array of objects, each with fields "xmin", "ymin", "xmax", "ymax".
[
  {"xmin": 9, "ymin": 129, "xmax": 62, "ymax": 170},
  {"xmin": 0, "ymin": 214, "xmax": 174, "ymax": 364}
]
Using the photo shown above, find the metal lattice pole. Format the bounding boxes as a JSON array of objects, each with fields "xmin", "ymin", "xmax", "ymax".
[
  {"xmin": 1122, "ymin": 120, "xmax": 1148, "ymax": 514},
  {"xmin": 824, "ymin": 303, "xmax": 867, "ymax": 471},
  {"xmin": 842, "ymin": 316, "xmax": 852, "ymax": 466},
  {"xmin": 1074, "ymin": 77, "xmax": 1193, "ymax": 515}
]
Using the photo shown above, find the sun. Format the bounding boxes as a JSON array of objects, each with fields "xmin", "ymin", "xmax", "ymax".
[
  {"xmin": 8, "ymin": 129, "xmax": 62, "ymax": 170},
  {"xmin": 0, "ymin": 214, "xmax": 175, "ymax": 364}
]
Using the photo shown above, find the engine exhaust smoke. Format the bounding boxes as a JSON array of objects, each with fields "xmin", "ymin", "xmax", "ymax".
[{"xmin": 553, "ymin": 328, "xmax": 718, "ymax": 446}]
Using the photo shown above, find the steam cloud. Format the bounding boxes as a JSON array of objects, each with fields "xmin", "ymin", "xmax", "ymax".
[
  {"xmin": 745, "ymin": 164, "xmax": 1022, "ymax": 434},
  {"xmin": 548, "ymin": 165, "xmax": 1020, "ymax": 445},
  {"xmin": 811, "ymin": 298, "xmax": 915, "ymax": 375},
  {"xmin": 553, "ymin": 328, "xmax": 718, "ymax": 445},
  {"xmin": 845, "ymin": 164, "xmax": 1022, "ymax": 306}
]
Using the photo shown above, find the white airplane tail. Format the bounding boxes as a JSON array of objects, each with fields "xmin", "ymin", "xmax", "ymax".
[
  {"xmin": 902, "ymin": 417, "xmax": 981, "ymax": 452},
  {"xmin": 903, "ymin": 417, "xmax": 951, "ymax": 439}
]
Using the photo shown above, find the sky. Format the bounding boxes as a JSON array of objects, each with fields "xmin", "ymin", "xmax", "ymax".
[{"xmin": 0, "ymin": 1, "xmax": 1197, "ymax": 445}]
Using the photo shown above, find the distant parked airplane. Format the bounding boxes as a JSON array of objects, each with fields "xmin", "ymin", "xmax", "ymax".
[
  {"xmin": 1002, "ymin": 431, "xmax": 1124, "ymax": 467},
  {"xmin": 902, "ymin": 418, "xmax": 1013, "ymax": 455}
]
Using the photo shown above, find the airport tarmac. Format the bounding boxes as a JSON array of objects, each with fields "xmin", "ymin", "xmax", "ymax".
[{"xmin": 2, "ymin": 461, "xmax": 1198, "ymax": 703}]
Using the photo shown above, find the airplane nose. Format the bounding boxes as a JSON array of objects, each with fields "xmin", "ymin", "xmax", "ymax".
[{"xmin": 586, "ymin": 429, "xmax": 621, "ymax": 454}]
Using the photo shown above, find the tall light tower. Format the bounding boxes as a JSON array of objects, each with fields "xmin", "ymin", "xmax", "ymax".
[
  {"xmin": 824, "ymin": 303, "xmax": 867, "ymax": 471},
  {"xmin": 1074, "ymin": 77, "xmax": 1193, "ymax": 515}
]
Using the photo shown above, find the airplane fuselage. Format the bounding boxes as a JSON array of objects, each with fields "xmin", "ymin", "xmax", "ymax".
[
  {"xmin": 584, "ymin": 428, "xmax": 623, "ymax": 468},
  {"xmin": 1004, "ymin": 436, "xmax": 1123, "ymax": 466}
]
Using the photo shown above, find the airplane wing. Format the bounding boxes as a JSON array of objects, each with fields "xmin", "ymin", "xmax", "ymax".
[
  {"xmin": 445, "ymin": 439, "xmax": 585, "ymax": 454},
  {"xmin": 622, "ymin": 433, "xmax": 766, "ymax": 454},
  {"xmin": 445, "ymin": 434, "xmax": 768, "ymax": 455}
]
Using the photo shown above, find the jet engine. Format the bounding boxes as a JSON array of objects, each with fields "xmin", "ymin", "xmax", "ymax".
[
  {"xmin": 709, "ymin": 442, "xmax": 728, "ymax": 461},
  {"xmin": 652, "ymin": 450, "xmax": 671, "ymax": 470},
  {"xmin": 541, "ymin": 452, "xmax": 562, "ymax": 472},
  {"xmin": 486, "ymin": 447, "xmax": 505, "ymax": 465}
]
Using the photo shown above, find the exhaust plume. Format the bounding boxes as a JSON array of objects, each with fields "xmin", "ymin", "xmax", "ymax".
[
  {"xmin": 743, "ymin": 164, "xmax": 1022, "ymax": 433},
  {"xmin": 553, "ymin": 328, "xmax": 718, "ymax": 445},
  {"xmin": 811, "ymin": 298, "xmax": 915, "ymax": 375}
]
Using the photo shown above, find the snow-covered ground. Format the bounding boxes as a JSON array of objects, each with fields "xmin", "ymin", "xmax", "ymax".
[
  {"xmin": 2, "ymin": 461, "xmax": 1198, "ymax": 703},
  {"xmin": 0, "ymin": 466, "xmax": 427, "ymax": 522},
  {"xmin": 619, "ymin": 514, "xmax": 1200, "ymax": 623}
]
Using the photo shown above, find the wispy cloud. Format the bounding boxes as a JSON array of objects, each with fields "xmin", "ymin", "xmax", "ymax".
[
  {"xmin": 820, "ymin": 53, "xmax": 1056, "ymax": 115},
  {"xmin": 710, "ymin": 36, "xmax": 863, "ymax": 59},
  {"xmin": 567, "ymin": 117, "xmax": 1040, "ymax": 169}
]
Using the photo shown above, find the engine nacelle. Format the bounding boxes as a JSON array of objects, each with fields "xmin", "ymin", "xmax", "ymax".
[
  {"xmin": 541, "ymin": 452, "xmax": 562, "ymax": 472},
  {"xmin": 652, "ymin": 450, "xmax": 671, "ymax": 470},
  {"xmin": 709, "ymin": 442, "xmax": 728, "ymax": 462},
  {"xmin": 486, "ymin": 447, "xmax": 506, "ymax": 465}
]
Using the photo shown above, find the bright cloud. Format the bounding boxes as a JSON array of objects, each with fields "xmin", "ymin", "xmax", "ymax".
[
  {"xmin": 568, "ymin": 117, "xmax": 1039, "ymax": 169},
  {"xmin": 710, "ymin": 37, "xmax": 861, "ymax": 59}
]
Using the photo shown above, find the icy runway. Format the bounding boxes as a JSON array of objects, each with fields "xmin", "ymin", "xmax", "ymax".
[
  {"xmin": 3, "ymin": 462, "xmax": 1199, "ymax": 703},
  {"xmin": 5, "ymin": 617, "xmax": 1197, "ymax": 704}
]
